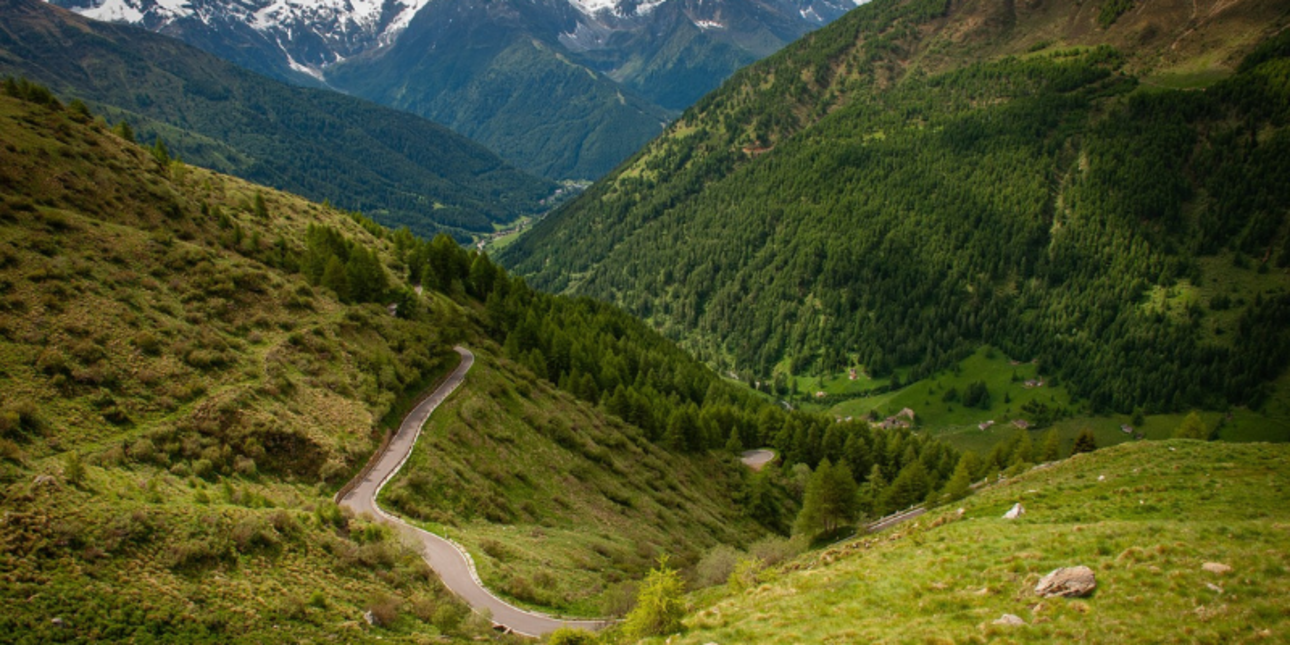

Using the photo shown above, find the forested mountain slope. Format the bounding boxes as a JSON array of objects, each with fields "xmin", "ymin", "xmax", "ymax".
[
  {"xmin": 503, "ymin": 0, "xmax": 1290, "ymax": 416},
  {"xmin": 0, "ymin": 0, "xmax": 554, "ymax": 240},
  {"xmin": 0, "ymin": 80, "xmax": 969, "ymax": 640},
  {"xmin": 325, "ymin": 0, "xmax": 674, "ymax": 181}
]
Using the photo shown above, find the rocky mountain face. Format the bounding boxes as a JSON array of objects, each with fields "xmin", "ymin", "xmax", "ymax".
[{"xmin": 45, "ymin": 0, "xmax": 863, "ymax": 178}]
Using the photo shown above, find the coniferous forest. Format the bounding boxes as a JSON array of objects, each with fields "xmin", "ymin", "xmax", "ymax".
[
  {"xmin": 398, "ymin": 230, "xmax": 965, "ymax": 525},
  {"xmin": 504, "ymin": 14, "xmax": 1290, "ymax": 417}
]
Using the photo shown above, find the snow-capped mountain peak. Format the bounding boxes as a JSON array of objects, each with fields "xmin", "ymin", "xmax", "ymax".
[{"xmin": 49, "ymin": 0, "xmax": 433, "ymax": 75}]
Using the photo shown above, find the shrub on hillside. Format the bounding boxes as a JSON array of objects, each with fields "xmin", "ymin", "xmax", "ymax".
[
  {"xmin": 695, "ymin": 544, "xmax": 741, "ymax": 588},
  {"xmin": 727, "ymin": 556, "xmax": 766, "ymax": 593},
  {"xmin": 432, "ymin": 601, "xmax": 467, "ymax": 634},
  {"xmin": 547, "ymin": 627, "xmax": 599, "ymax": 644},
  {"xmin": 480, "ymin": 538, "xmax": 511, "ymax": 561},
  {"xmin": 233, "ymin": 455, "xmax": 257, "ymax": 476},
  {"xmin": 164, "ymin": 535, "xmax": 233, "ymax": 570},
  {"xmin": 748, "ymin": 535, "xmax": 804, "ymax": 567},
  {"xmin": 0, "ymin": 438, "xmax": 24, "ymax": 464},
  {"xmin": 230, "ymin": 516, "xmax": 280, "ymax": 554},
  {"xmin": 63, "ymin": 451, "xmax": 86, "ymax": 486},
  {"xmin": 277, "ymin": 594, "xmax": 307, "ymax": 621},
  {"xmin": 600, "ymin": 581, "xmax": 639, "ymax": 617},
  {"xmin": 132, "ymin": 331, "xmax": 162, "ymax": 355},
  {"xmin": 1173, "ymin": 412, "xmax": 1209, "ymax": 440},
  {"xmin": 366, "ymin": 592, "xmax": 400, "ymax": 627},
  {"xmin": 129, "ymin": 437, "xmax": 156, "ymax": 463},
  {"xmin": 623, "ymin": 556, "xmax": 686, "ymax": 639},
  {"xmin": 0, "ymin": 400, "xmax": 44, "ymax": 438}
]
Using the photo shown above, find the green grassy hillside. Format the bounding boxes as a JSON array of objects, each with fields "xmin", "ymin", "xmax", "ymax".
[
  {"xmin": 662, "ymin": 440, "xmax": 1290, "ymax": 643},
  {"xmin": 0, "ymin": 82, "xmax": 838, "ymax": 642},
  {"xmin": 0, "ymin": 0, "xmax": 554, "ymax": 239},
  {"xmin": 381, "ymin": 351, "xmax": 764, "ymax": 617},
  {"xmin": 0, "ymin": 82, "xmax": 488, "ymax": 643},
  {"xmin": 502, "ymin": 0, "xmax": 1290, "ymax": 424}
]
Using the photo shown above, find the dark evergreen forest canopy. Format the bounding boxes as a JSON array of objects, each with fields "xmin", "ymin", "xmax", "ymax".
[
  {"xmin": 395, "ymin": 229, "xmax": 963, "ymax": 524},
  {"xmin": 503, "ymin": 0, "xmax": 1290, "ymax": 417}
]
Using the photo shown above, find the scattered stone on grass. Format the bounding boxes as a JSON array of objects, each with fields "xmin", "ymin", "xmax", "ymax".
[
  {"xmin": 1202, "ymin": 562, "xmax": 1232, "ymax": 575},
  {"xmin": 993, "ymin": 614, "xmax": 1026, "ymax": 626},
  {"xmin": 1003, "ymin": 503, "xmax": 1025, "ymax": 519},
  {"xmin": 1035, "ymin": 566, "xmax": 1097, "ymax": 598}
]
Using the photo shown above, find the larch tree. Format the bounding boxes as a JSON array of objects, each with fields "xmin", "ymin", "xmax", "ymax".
[{"xmin": 794, "ymin": 458, "xmax": 858, "ymax": 537}]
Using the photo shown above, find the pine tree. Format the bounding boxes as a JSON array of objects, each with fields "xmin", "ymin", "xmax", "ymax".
[
  {"xmin": 881, "ymin": 459, "xmax": 930, "ymax": 513},
  {"xmin": 1071, "ymin": 428, "xmax": 1098, "ymax": 454},
  {"xmin": 793, "ymin": 459, "xmax": 858, "ymax": 537},
  {"xmin": 1040, "ymin": 428, "xmax": 1062, "ymax": 462},
  {"xmin": 843, "ymin": 431, "xmax": 872, "ymax": 482},
  {"xmin": 725, "ymin": 427, "xmax": 744, "ymax": 453},
  {"xmin": 113, "ymin": 120, "xmax": 135, "ymax": 143},
  {"xmin": 663, "ymin": 410, "xmax": 688, "ymax": 452},
  {"xmin": 253, "ymin": 192, "xmax": 269, "ymax": 220},
  {"xmin": 941, "ymin": 451, "xmax": 977, "ymax": 502},
  {"xmin": 858, "ymin": 463, "xmax": 886, "ymax": 517},
  {"xmin": 321, "ymin": 255, "xmax": 349, "ymax": 301},
  {"xmin": 345, "ymin": 246, "xmax": 388, "ymax": 303},
  {"xmin": 1010, "ymin": 429, "xmax": 1035, "ymax": 467},
  {"xmin": 468, "ymin": 252, "xmax": 498, "ymax": 298},
  {"xmin": 151, "ymin": 137, "xmax": 170, "ymax": 166}
]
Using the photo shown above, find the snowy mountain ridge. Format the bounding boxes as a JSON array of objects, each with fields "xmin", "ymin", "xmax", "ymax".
[
  {"xmin": 51, "ymin": 0, "xmax": 865, "ymax": 66},
  {"xmin": 46, "ymin": 0, "xmax": 869, "ymax": 178},
  {"xmin": 50, "ymin": 0, "xmax": 433, "ymax": 76}
]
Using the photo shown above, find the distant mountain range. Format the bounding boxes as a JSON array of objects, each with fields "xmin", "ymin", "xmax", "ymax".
[
  {"xmin": 45, "ymin": 0, "xmax": 864, "ymax": 179},
  {"xmin": 2, "ymin": 0, "xmax": 554, "ymax": 238},
  {"xmin": 45, "ymin": 0, "xmax": 433, "ymax": 85}
]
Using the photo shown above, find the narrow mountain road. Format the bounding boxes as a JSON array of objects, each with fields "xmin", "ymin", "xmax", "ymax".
[
  {"xmin": 338, "ymin": 346, "xmax": 609, "ymax": 637},
  {"xmin": 866, "ymin": 506, "xmax": 925, "ymax": 533}
]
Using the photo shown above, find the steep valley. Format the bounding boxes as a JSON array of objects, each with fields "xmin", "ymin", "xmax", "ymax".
[{"xmin": 0, "ymin": 86, "xmax": 800, "ymax": 642}]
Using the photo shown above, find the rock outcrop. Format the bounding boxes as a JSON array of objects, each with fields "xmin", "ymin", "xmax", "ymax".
[{"xmin": 1035, "ymin": 566, "xmax": 1097, "ymax": 598}]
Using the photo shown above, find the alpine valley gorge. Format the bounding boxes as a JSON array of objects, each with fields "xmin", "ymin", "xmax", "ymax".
[{"xmin": 1, "ymin": 0, "xmax": 1289, "ymax": 643}]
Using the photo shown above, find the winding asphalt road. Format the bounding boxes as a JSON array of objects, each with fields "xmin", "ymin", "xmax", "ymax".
[{"xmin": 337, "ymin": 346, "xmax": 609, "ymax": 637}]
